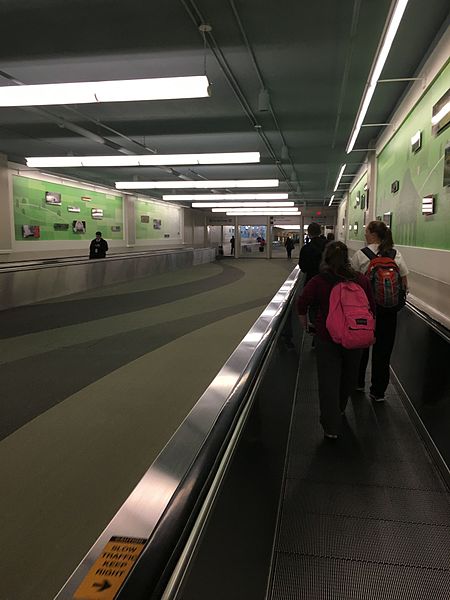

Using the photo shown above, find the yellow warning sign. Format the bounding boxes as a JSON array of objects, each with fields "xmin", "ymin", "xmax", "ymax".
[{"xmin": 73, "ymin": 536, "xmax": 147, "ymax": 600}]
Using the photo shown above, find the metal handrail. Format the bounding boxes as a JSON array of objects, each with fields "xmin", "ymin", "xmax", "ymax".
[
  {"xmin": 55, "ymin": 265, "xmax": 301, "ymax": 599},
  {"xmin": 0, "ymin": 247, "xmax": 197, "ymax": 274}
]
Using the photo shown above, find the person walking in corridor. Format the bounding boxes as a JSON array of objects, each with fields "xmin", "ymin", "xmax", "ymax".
[{"xmin": 351, "ymin": 220, "xmax": 408, "ymax": 402}]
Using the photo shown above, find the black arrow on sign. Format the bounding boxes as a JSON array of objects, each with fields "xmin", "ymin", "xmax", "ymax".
[{"xmin": 93, "ymin": 579, "xmax": 112, "ymax": 592}]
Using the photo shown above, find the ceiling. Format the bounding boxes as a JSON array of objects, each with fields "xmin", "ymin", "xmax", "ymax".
[{"xmin": 0, "ymin": 0, "xmax": 448, "ymax": 208}]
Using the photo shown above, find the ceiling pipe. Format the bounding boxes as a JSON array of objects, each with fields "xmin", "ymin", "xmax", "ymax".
[
  {"xmin": 181, "ymin": 0, "xmax": 297, "ymax": 194},
  {"xmin": 228, "ymin": 0, "xmax": 299, "ymax": 192}
]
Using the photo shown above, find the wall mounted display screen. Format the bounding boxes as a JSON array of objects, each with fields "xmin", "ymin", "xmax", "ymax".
[
  {"xmin": 54, "ymin": 223, "xmax": 69, "ymax": 231},
  {"xmin": 153, "ymin": 219, "xmax": 162, "ymax": 230},
  {"xmin": 67, "ymin": 206, "xmax": 80, "ymax": 213},
  {"xmin": 111, "ymin": 226, "xmax": 121, "ymax": 232},
  {"xmin": 45, "ymin": 191, "xmax": 62, "ymax": 205},
  {"xmin": 22, "ymin": 225, "xmax": 40, "ymax": 238},
  {"xmin": 72, "ymin": 220, "xmax": 86, "ymax": 233}
]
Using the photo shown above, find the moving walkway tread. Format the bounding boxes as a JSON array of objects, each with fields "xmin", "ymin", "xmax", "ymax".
[{"xmin": 268, "ymin": 335, "xmax": 450, "ymax": 599}]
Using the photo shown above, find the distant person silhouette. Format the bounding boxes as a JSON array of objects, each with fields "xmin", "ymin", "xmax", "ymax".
[
  {"xmin": 89, "ymin": 231, "xmax": 108, "ymax": 259},
  {"xmin": 230, "ymin": 235, "xmax": 235, "ymax": 255}
]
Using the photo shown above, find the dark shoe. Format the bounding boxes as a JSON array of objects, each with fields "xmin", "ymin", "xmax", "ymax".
[
  {"xmin": 370, "ymin": 393, "xmax": 385, "ymax": 402},
  {"xmin": 324, "ymin": 432, "xmax": 338, "ymax": 440}
]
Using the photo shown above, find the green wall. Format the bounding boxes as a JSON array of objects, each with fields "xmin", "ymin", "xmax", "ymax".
[
  {"xmin": 376, "ymin": 61, "xmax": 450, "ymax": 250},
  {"xmin": 348, "ymin": 173, "xmax": 368, "ymax": 242},
  {"xmin": 135, "ymin": 198, "xmax": 181, "ymax": 241},
  {"xmin": 13, "ymin": 176, "xmax": 123, "ymax": 241}
]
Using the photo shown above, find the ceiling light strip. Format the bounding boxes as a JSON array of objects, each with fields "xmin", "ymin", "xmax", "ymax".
[
  {"xmin": 346, "ymin": 0, "xmax": 410, "ymax": 153},
  {"xmin": 193, "ymin": 202, "xmax": 294, "ymax": 208},
  {"xmin": 26, "ymin": 152, "xmax": 261, "ymax": 168},
  {"xmin": 163, "ymin": 193, "xmax": 288, "ymax": 201},
  {"xmin": 333, "ymin": 164, "xmax": 347, "ymax": 192},
  {"xmin": 116, "ymin": 179, "xmax": 279, "ymax": 189},
  {"xmin": 328, "ymin": 195, "xmax": 335, "ymax": 207},
  {"xmin": 226, "ymin": 209, "xmax": 301, "ymax": 217},
  {"xmin": 225, "ymin": 208, "xmax": 299, "ymax": 213},
  {"xmin": 0, "ymin": 75, "xmax": 210, "ymax": 107}
]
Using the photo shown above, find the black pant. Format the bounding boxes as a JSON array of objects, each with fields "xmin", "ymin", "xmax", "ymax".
[
  {"xmin": 316, "ymin": 338, "xmax": 362, "ymax": 434},
  {"xmin": 286, "ymin": 249, "xmax": 292, "ymax": 258},
  {"xmin": 358, "ymin": 310, "xmax": 398, "ymax": 397}
]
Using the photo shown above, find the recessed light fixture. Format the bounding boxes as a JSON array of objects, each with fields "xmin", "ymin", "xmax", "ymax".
[
  {"xmin": 26, "ymin": 152, "xmax": 261, "ymax": 168},
  {"xmin": 346, "ymin": 0, "xmax": 410, "ymax": 153},
  {"xmin": 116, "ymin": 179, "xmax": 278, "ymax": 189},
  {"xmin": 194, "ymin": 202, "xmax": 294, "ymax": 208},
  {"xmin": 0, "ymin": 75, "xmax": 210, "ymax": 107},
  {"xmin": 163, "ymin": 193, "xmax": 288, "ymax": 201}
]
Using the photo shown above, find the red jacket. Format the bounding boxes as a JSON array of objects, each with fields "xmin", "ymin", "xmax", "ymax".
[{"xmin": 297, "ymin": 272, "xmax": 376, "ymax": 342}]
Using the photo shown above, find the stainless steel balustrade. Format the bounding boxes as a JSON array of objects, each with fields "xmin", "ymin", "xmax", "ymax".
[
  {"xmin": 0, "ymin": 247, "xmax": 216, "ymax": 309},
  {"xmin": 55, "ymin": 265, "xmax": 301, "ymax": 600}
]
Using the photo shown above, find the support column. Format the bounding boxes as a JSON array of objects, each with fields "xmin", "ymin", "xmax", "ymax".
[
  {"xmin": 0, "ymin": 154, "xmax": 12, "ymax": 253},
  {"xmin": 124, "ymin": 194, "xmax": 136, "ymax": 247}
]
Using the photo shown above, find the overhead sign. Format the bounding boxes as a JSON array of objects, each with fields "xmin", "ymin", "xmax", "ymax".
[
  {"xmin": 207, "ymin": 216, "xmax": 235, "ymax": 225},
  {"xmin": 73, "ymin": 536, "xmax": 147, "ymax": 600}
]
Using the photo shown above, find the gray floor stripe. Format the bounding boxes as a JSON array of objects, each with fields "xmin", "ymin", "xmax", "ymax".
[
  {"xmin": 0, "ymin": 261, "xmax": 244, "ymax": 338},
  {"xmin": 0, "ymin": 296, "xmax": 270, "ymax": 440}
]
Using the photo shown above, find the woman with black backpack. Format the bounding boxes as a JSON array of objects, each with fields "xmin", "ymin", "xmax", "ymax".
[{"xmin": 351, "ymin": 221, "xmax": 409, "ymax": 402}]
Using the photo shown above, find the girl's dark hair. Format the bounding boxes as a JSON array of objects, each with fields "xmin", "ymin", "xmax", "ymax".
[
  {"xmin": 320, "ymin": 241, "xmax": 356, "ymax": 280},
  {"xmin": 367, "ymin": 220, "xmax": 394, "ymax": 255}
]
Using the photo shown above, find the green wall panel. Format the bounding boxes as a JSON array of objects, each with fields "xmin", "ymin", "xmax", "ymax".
[
  {"xmin": 376, "ymin": 61, "xmax": 450, "ymax": 250},
  {"xmin": 135, "ymin": 198, "xmax": 181, "ymax": 240},
  {"xmin": 13, "ymin": 176, "xmax": 123, "ymax": 241},
  {"xmin": 348, "ymin": 173, "xmax": 368, "ymax": 242}
]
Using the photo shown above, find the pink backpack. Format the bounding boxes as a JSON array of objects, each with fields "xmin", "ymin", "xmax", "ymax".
[{"xmin": 326, "ymin": 281, "xmax": 375, "ymax": 349}]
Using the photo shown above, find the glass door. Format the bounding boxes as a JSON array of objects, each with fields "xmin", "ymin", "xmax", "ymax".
[{"xmin": 239, "ymin": 225, "xmax": 267, "ymax": 257}]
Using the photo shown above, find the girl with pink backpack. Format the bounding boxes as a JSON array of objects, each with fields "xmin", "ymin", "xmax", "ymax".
[{"xmin": 297, "ymin": 242, "xmax": 376, "ymax": 439}]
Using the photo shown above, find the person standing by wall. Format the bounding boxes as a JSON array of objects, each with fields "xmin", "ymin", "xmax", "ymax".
[
  {"xmin": 89, "ymin": 231, "xmax": 108, "ymax": 259},
  {"xmin": 230, "ymin": 235, "xmax": 235, "ymax": 255},
  {"xmin": 297, "ymin": 242, "xmax": 376, "ymax": 438},
  {"xmin": 351, "ymin": 220, "xmax": 409, "ymax": 402},
  {"xmin": 285, "ymin": 236, "xmax": 295, "ymax": 258}
]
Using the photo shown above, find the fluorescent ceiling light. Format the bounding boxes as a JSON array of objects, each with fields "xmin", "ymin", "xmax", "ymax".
[
  {"xmin": 431, "ymin": 101, "xmax": 450, "ymax": 125},
  {"xmin": 163, "ymin": 193, "xmax": 287, "ymax": 201},
  {"xmin": 26, "ymin": 152, "xmax": 260, "ymax": 168},
  {"xmin": 346, "ymin": 0, "xmax": 410, "ymax": 153},
  {"xmin": 116, "ymin": 179, "xmax": 278, "ymax": 189},
  {"xmin": 225, "ymin": 208, "xmax": 298, "ymax": 214},
  {"xmin": 333, "ymin": 165, "xmax": 346, "ymax": 192},
  {"xmin": 194, "ymin": 202, "xmax": 294, "ymax": 208},
  {"xmin": 211, "ymin": 204, "xmax": 295, "ymax": 212},
  {"xmin": 0, "ymin": 75, "xmax": 210, "ymax": 107},
  {"xmin": 226, "ymin": 209, "xmax": 301, "ymax": 217},
  {"xmin": 275, "ymin": 225, "xmax": 302, "ymax": 230},
  {"xmin": 328, "ymin": 195, "xmax": 335, "ymax": 207}
]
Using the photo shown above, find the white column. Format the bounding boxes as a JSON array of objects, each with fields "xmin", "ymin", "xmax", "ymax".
[
  {"xmin": 125, "ymin": 194, "xmax": 136, "ymax": 247},
  {"xmin": 0, "ymin": 154, "xmax": 12, "ymax": 253}
]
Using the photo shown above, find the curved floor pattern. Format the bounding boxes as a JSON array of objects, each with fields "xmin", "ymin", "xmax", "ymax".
[{"xmin": 0, "ymin": 257, "xmax": 295, "ymax": 600}]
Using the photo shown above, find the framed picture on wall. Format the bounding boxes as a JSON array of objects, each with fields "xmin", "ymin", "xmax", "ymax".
[
  {"xmin": 383, "ymin": 212, "xmax": 392, "ymax": 228},
  {"xmin": 153, "ymin": 219, "xmax": 162, "ymax": 230},
  {"xmin": 444, "ymin": 144, "xmax": 450, "ymax": 186},
  {"xmin": 72, "ymin": 220, "xmax": 86, "ymax": 233},
  {"xmin": 22, "ymin": 224, "xmax": 40, "ymax": 238},
  {"xmin": 360, "ymin": 193, "xmax": 366, "ymax": 210},
  {"xmin": 141, "ymin": 215, "xmax": 150, "ymax": 223},
  {"xmin": 45, "ymin": 191, "xmax": 62, "ymax": 205}
]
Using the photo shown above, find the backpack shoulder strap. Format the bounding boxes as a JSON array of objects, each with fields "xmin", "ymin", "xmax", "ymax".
[{"xmin": 361, "ymin": 247, "xmax": 377, "ymax": 260}]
